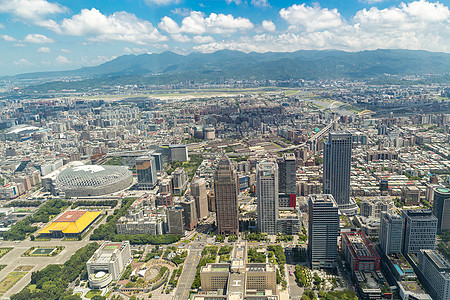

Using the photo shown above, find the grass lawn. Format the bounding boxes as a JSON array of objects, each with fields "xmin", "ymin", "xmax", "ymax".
[
  {"xmin": 0, "ymin": 272, "xmax": 27, "ymax": 295},
  {"xmin": 85, "ymin": 289, "xmax": 102, "ymax": 298},
  {"xmin": 0, "ymin": 248, "xmax": 12, "ymax": 259}
]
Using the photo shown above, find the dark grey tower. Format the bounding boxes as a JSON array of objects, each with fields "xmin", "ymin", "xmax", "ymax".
[
  {"xmin": 432, "ymin": 187, "xmax": 450, "ymax": 234},
  {"xmin": 323, "ymin": 131, "xmax": 357, "ymax": 214}
]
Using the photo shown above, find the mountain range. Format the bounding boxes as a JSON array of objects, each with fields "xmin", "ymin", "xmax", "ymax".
[{"xmin": 8, "ymin": 49, "xmax": 450, "ymax": 91}]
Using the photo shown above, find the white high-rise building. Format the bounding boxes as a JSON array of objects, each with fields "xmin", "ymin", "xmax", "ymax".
[{"xmin": 256, "ymin": 161, "xmax": 279, "ymax": 235}]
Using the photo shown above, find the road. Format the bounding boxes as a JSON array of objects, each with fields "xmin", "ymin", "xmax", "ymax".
[
  {"xmin": 286, "ymin": 249, "xmax": 304, "ymax": 300},
  {"xmin": 173, "ymin": 232, "xmax": 209, "ymax": 300}
]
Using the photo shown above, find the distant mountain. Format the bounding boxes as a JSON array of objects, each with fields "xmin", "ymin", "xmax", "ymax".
[{"xmin": 11, "ymin": 49, "xmax": 450, "ymax": 91}]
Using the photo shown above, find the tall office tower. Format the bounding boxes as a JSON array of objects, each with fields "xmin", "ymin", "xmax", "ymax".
[
  {"xmin": 277, "ymin": 153, "xmax": 297, "ymax": 209},
  {"xmin": 214, "ymin": 156, "xmax": 239, "ymax": 235},
  {"xmin": 136, "ymin": 156, "xmax": 158, "ymax": 190},
  {"xmin": 402, "ymin": 210, "xmax": 438, "ymax": 255},
  {"xmin": 167, "ymin": 207, "xmax": 185, "ymax": 235},
  {"xmin": 180, "ymin": 197, "xmax": 198, "ymax": 231},
  {"xmin": 256, "ymin": 161, "xmax": 279, "ymax": 235},
  {"xmin": 323, "ymin": 131, "xmax": 358, "ymax": 214},
  {"xmin": 380, "ymin": 212, "xmax": 404, "ymax": 255},
  {"xmin": 308, "ymin": 194, "xmax": 339, "ymax": 269},
  {"xmin": 152, "ymin": 152, "xmax": 163, "ymax": 171},
  {"xmin": 432, "ymin": 187, "xmax": 450, "ymax": 234},
  {"xmin": 191, "ymin": 178, "xmax": 209, "ymax": 220}
]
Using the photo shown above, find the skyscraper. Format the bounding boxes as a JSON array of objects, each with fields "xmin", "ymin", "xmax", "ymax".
[
  {"xmin": 323, "ymin": 131, "xmax": 358, "ymax": 214},
  {"xmin": 214, "ymin": 156, "xmax": 239, "ymax": 235},
  {"xmin": 136, "ymin": 156, "xmax": 158, "ymax": 190},
  {"xmin": 432, "ymin": 187, "xmax": 450, "ymax": 234},
  {"xmin": 380, "ymin": 212, "xmax": 403, "ymax": 255},
  {"xmin": 180, "ymin": 197, "xmax": 198, "ymax": 231},
  {"xmin": 256, "ymin": 161, "xmax": 279, "ymax": 235},
  {"xmin": 191, "ymin": 178, "xmax": 209, "ymax": 221},
  {"xmin": 167, "ymin": 207, "xmax": 185, "ymax": 235},
  {"xmin": 402, "ymin": 210, "xmax": 437, "ymax": 255},
  {"xmin": 308, "ymin": 194, "xmax": 339, "ymax": 269},
  {"xmin": 277, "ymin": 153, "xmax": 297, "ymax": 209}
]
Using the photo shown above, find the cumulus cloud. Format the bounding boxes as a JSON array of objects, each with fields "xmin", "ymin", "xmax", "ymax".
[
  {"xmin": 50, "ymin": 8, "xmax": 167, "ymax": 44},
  {"xmin": 225, "ymin": 0, "xmax": 243, "ymax": 4},
  {"xmin": 194, "ymin": 0, "xmax": 450, "ymax": 53},
  {"xmin": 193, "ymin": 35, "xmax": 214, "ymax": 43},
  {"xmin": 0, "ymin": 0, "xmax": 67, "ymax": 22},
  {"xmin": 359, "ymin": 0, "xmax": 386, "ymax": 4},
  {"xmin": 24, "ymin": 33, "xmax": 54, "ymax": 43},
  {"xmin": 280, "ymin": 4, "xmax": 343, "ymax": 32},
  {"xmin": 38, "ymin": 46, "xmax": 50, "ymax": 52},
  {"xmin": 261, "ymin": 20, "xmax": 275, "ymax": 32},
  {"xmin": 159, "ymin": 11, "xmax": 254, "ymax": 35},
  {"xmin": 1, "ymin": 34, "xmax": 16, "ymax": 41},
  {"xmin": 55, "ymin": 55, "xmax": 71, "ymax": 64},
  {"xmin": 252, "ymin": 0, "xmax": 269, "ymax": 8},
  {"xmin": 171, "ymin": 8, "xmax": 191, "ymax": 16},
  {"xmin": 14, "ymin": 58, "xmax": 31, "ymax": 65}
]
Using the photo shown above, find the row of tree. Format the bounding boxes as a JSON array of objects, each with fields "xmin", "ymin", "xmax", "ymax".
[{"xmin": 11, "ymin": 243, "xmax": 99, "ymax": 300}]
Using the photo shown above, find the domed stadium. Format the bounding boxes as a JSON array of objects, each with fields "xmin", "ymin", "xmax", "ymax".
[{"xmin": 56, "ymin": 165, "xmax": 133, "ymax": 197}]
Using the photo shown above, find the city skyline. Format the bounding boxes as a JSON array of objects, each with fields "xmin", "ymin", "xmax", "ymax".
[{"xmin": 0, "ymin": 0, "xmax": 448, "ymax": 75}]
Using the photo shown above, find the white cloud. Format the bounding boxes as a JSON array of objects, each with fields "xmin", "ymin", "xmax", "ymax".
[
  {"xmin": 1, "ymin": 34, "xmax": 16, "ymax": 41},
  {"xmin": 124, "ymin": 47, "xmax": 148, "ymax": 53},
  {"xmin": 280, "ymin": 4, "xmax": 343, "ymax": 32},
  {"xmin": 251, "ymin": 0, "xmax": 269, "ymax": 8},
  {"xmin": 159, "ymin": 11, "xmax": 254, "ymax": 35},
  {"xmin": 60, "ymin": 48, "xmax": 70, "ymax": 53},
  {"xmin": 360, "ymin": 0, "xmax": 385, "ymax": 3},
  {"xmin": 171, "ymin": 8, "xmax": 191, "ymax": 16},
  {"xmin": 193, "ymin": 35, "xmax": 214, "ymax": 43},
  {"xmin": 14, "ymin": 58, "xmax": 31, "ymax": 65},
  {"xmin": 144, "ymin": 0, "xmax": 180, "ymax": 5},
  {"xmin": 55, "ymin": 55, "xmax": 71, "ymax": 64},
  {"xmin": 0, "ymin": 0, "xmax": 67, "ymax": 22},
  {"xmin": 38, "ymin": 46, "xmax": 50, "ymax": 53},
  {"xmin": 24, "ymin": 33, "xmax": 54, "ymax": 43},
  {"xmin": 171, "ymin": 33, "xmax": 191, "ymax": 42},
  {"xmin": 51, "ymin": 8, "xmax": 167, "ymax": 44},
  {"xmin": 0, "ymin": 23, "xmax": 3, "ymax": 28},
  {"xmin": 225, "ymin": 0, "xmax": 243, "ymax": 4},
  {"xmin": 13, "ymin": 43, "xmax": 26, "ymax": 47},
  {"xmin": 261, "ymin": 20, "xmax": 275, "ymax": 32},
  {"xmin": 194, "ymin": 0, "xmax": 450, "ymax": 53}
]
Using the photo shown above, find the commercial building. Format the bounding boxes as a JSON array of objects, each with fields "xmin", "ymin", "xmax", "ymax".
[
  {"xmin": 170, "ymin": 144, "xmax": 189, "ymax": 162},
  {"xmin": 418, "ymin": 249, "xmax": 450, "ymax": 300},
  {"xmin": 402, "ymin": 210, "xmax": 437, "ymax": 255},
  {"xmin": 198, "ymin": 242, "xmax": 277, "ymax": 299},
  {"xmin": 256, "ymin": 161, "xmax": 279, "ymax": 235},
  {"xmin": 167, "ymin": 207, "xmax": 185, "ymax": 235},
  {"xmin": 180, "ymin": 197, "xmax": 198, "ymax": 231},
  {"xmin": 308, "ymin": 194, "xmax": 339, "ymax": 269},
  {"xmin": 432, "ymin": 187, "xmax": 450, "ymax": 234},
  {"xmin": 136, "ymin": 155, "xmax": 158, "ymax": 190},
  {"xmin": 402, "ymin": 186, "xmax": 421, "ymax": 206},
  {"xmin": 277, "ymin": 153, "xmax": 297, "ymax": 209},
  {"xmin": 87, "ymin": 241, "xmax": 131, "ymax": 288},
  {"xmin": 115, "ymin": 198, "xmax": 165, "ymax": 235},
  {"xmin": 341, "ymin": 231, "xmax": 381, "ymax": 274},
  {"xmin": 38, "ymin": 210, "xmax": 102, "ymax": 238},
  {"xmin": 323, "ymin": 132, "xmax": 358, "ymax": 214},
  {"xmin": 172, "ymin": 167, "xmax": 188, "ymax": 195},
  {"xmin": 380, "ymin": 212, "xmax": 403, "ymax": 255},
  {"xmin": 191, "ymin": 178, "xmax": 209, "ymax": 220},
  {"xmin": 214, "ymin": 156, "xmax": 239, "ymax": 235}
]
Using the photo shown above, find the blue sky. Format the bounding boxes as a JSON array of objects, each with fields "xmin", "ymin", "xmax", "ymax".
[{"xmin": 0, "ymin": 0, "xmax": 449, "ymax": 75}]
